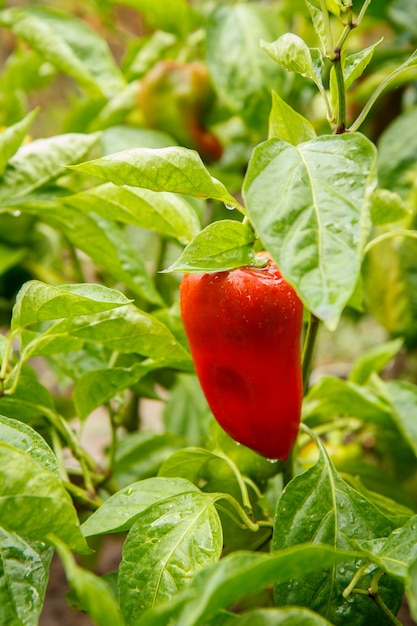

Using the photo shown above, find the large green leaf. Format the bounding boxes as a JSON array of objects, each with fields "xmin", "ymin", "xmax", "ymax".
[
  {"xmin": 0, "ymin": 442, "xmax": 88, "ymax": 552},
  {"xmin": 71, "ymin": 146, "xmax": 240, "ymax": 209},
  {"xmin": 11, "ymin": 281, "xmax": 131, "ymax": 332},
  {"xmin": 273, "ymin": 440, "xmax": 401, "ymax": 625},
  {"xmin": 0, "ymin": 528, "xmax": 52, "ymax": 626},
  {"xmin": 385, "ymin": 380, "xmax": 417, "ymax": 456},
  {"xmin": 82, "ymin": 477, "xmax": 200, "ymax": 537},
  {"xmin": 67, "ymin": 184, "xmax": 201, "ymax": 245},
  {"xmin": 243, "ymin": 133, "xmax": 377, "ymax": 329},
  {"xmin": 0, "ymin": 7, "xmax": 124, "ymax": 97},
  {"xmin": 378, "ymin": 106, "xmax": 417, "ymax": 196},
  {"xmin": 17, "ymin": 200, "xmax": 163, "ymax": 306},
  {"xmin": 138, "ymin": 546, "xmax": 363, "ymax": 626},
  {"xmin": 229, "ymin": 608, "xmax": 334, "ymax": 625},
  {"xmin": 118, "ymin": 489, "xmax": 222, "ymax": 622},
  {"xmin": 206, "ymin": 4, "xmax": 289, "ymax": 131},
  {"xmin": 0, "ymin": 133, "xmax": 99, "ymax": 207},
  {"xmin": 38, "ymin": 305, "xmax": 192, "ymax": 370}
]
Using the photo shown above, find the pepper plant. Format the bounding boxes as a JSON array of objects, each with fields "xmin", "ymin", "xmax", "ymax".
[{"xmin": 1, "ymin": 1, "xmax": 417, "ymax": 625}]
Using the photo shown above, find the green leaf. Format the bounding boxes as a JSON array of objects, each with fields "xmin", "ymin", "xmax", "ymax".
[
  {"xmin": 82, "ymin": 477, "xmax": 199, "ymax": 537},
  {"xmin": 348, "ymin": 339, "xmax": 403, "ymax": 385},
  {"xmin": 378, "ymin": 106, "xmax": 417, "ymax": 196},
  {"xmin": 52, "ymin": 537, "xmax": 124, "ymax": 626},
  {"xmin": 0, "ymin": 373, "xmax": 56, "ymax": 421},
  {"xmin": 370, "ymin": 188, "xmax": 411, "ymax": 225},
  {"xmin": 11, "ymin": 281, "xmax": 131, "ymax": 332},
  {"xmin": 344, "ymin": 475, "xmax": 413, "ymax": 527},
  {"xmin": 45, "ymin": 305, "xmax": 192, "ymax": 370},
  {"xmin": 73, "ymin": 362, "xmax": 155, "ymax": 420},
  {"xmin": 113, "ymin": 432, "xmax": 185, "ymax": 488},
  {"xmin": 114, "ymin": 0, "xmax": 192, "ymax": 37},
  {"xmin": 261, "ymin": 34, "xmax": 324, "ymax": 94},
  {"xmin": 0, "ymin": 414, "xmax": 60, "ymax": 477},
  {"xmin": 273, "ymin": 439, "xmax": 400, "ymax": 624},
  {"xmin": 303, "ymin": 375, "xmax": 394, "ymax": 427},
  {"xmin": 0, "ymin": 7, "xmax": 124, "ymax": 97},
  {"xmin": 163, "ymin": 374, "xmax": 212, "ymax": 445},
  {"xmin": 18, "ymin": 200, "xmax": 163, "ymax": 306},
  {"xmin": 0, "ymin": 442, "xmax": 88, "ymax": 552},
  {"xmin": 408, "ymin": 556, "xmax": 417, "ymax": 622},
  {"xmin": 385, "ymin": 380, "xmax": 417, "ymax": 456},
  {"xmin": 362, "ymin": 515, "xmax": 417, "ymax": 580},
  {"xmin": 307, "ymin": 0, "xmax": 350, "ymax": 16},
  {"xmin": 67, "ymin": 184, "xmax": 201, "ymax": 245},
  {"xmin": 243, "ymin": 133, "xmax": 377, "ymax": 329},
  {"xmin": 118, "ymin": 490, "xmax": 222, "ymax": 622},
  {"xmin": 0, "ymin": 528, "xmax": 52, "ymax": 626},
  {"xmin": 165, "ymin": 220, "xmax": 256, "ymax": 273},
  {"xmin": 70, "ymin": 146, "xmax": 240, "ymax": 209},
  {"xmin": 342, "ymin": 40, "xmax": 383, "ymax": 92},
  {"xmin": 269, "ymin": 91, "xmax": 316, "ymax": 145},
  {"xmin": 139, "ymin": 546, "xmax": 363, "ymax": 626},
  {"xmin": 0, "ymin": 108, "xmax": 37, "ymax": 175},
  {"xmin": 206, "ymin": 4, "xmax": 289, "ymax": 131},
  {"xmin": 305, "ymin": 2, "xmax": 327, "ymax": 52},
  {"xmin": 0, "ymin": 132, "xmax": 99, "ymax": 207},
  {"xmin": 231, "ymin": 607, "xmax": 334, "ymax": 625}
]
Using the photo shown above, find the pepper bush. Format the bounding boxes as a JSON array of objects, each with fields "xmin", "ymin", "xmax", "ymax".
[{"xmin": 1, "ymin": 1, "xmax": 417, "ymax": 625}]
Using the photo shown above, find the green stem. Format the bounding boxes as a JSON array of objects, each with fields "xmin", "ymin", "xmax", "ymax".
[
  {"xmin": 349, "ymin": 50, "xmax": 417, "ymax": 133},
  {"xmin": 214, "ymin": 493, "xmax": 259, "ymax": 533},
  {"xmin": 332, "ymin": 53, "xmax": 347, "ymax": 133},
  {"xmin": 302, "ymin": 313, "xmax": 320, "ymax": 394},
  {"xmin": 320, "ymin": 0, "xmax": 335, "ymax": 59},
  {"xmin": 214, "ymin": 449, "xmax": 253, "ymax": 513},
  {"xmin": 364, "ymin": 229, "xmax": 417, "ymax": 254},
  {"xmin": 0, "ymin": 332, "xmax": 14, "ymax": 381},
  {"xmin": 343, "ymin": 562, "xmax": 371, "ymax": 599}
]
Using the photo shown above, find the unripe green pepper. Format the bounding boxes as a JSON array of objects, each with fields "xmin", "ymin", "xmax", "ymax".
[
  {"xmin": 180, "ymin": 252, "xmax": 303, "ymax": 460},
  {"xmin": 139, "ymin": 60, "xmax": 222, "ymax": 162}
]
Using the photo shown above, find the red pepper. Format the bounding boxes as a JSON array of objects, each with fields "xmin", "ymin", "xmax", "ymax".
[{"xmin": 180, "ymin": 252, "xmax": 304, "ymax": 460}]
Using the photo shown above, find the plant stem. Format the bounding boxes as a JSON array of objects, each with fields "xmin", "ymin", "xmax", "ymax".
[
  {"xmin": 332, "ymin": 52, "xmax": 347, "ymax": 133},
  {"xmin": 349, "ymin": 50, "xmax": 417, "ymax": 133},
  {"xmin": 302, "ymin": 313, "xmax": 320, "ymax": 394},
  {"xmin": 214, "ymin": 493, "xmax": 259, "ymax": 533},
  {"xmin": 282, "ymin": 446, "xmax": 295, "ymax": 487},
  {"xmin": 215, "ymin": 449, "xmax": 253, "ymax": 513},
  {"xmin": 364, "ymin": 229, "xmax": 417, "ymax": 254}
]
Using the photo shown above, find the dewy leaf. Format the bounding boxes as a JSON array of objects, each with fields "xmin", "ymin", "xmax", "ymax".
[
  {"xmin": 0, "ymin": 132, "xmax": 99, "ymax": 207},
  {"xmin": 52, "ymin": 537, "xmax": 124, "ymax": 626},
  {"xmin": 361, "ymin": 515, "xmax": 417, "ymax": 581},
  {"xmin": 11, "ymin": 281, "xmax": 131, "ymax": 331},
  {"xmin": 118, "ymin": 490, "xmax": 222, "ymax": 622},
  {"xmin": 138, "ymin": 546, "xmax": 362, "ymax": 626},
  {"xmin": 0, "ymin": 108, "xmax": 38, "ymax": 176},
  {"xmin": 0, "ymin": 442, "xmax": 88, "ymax": 552},
  {"xmin": 165, "ymin": 220, "xmax": 257, "ymax": 273},
  {"xmin": 70, "ymin": 146, "xmax": 241, "ymax": 209},
  {"xmin": 273, "ymin": 439, "xmax": 400, "ymax": 625},
  {"xmin": 0, "ymin": 414, "xmax": 60, "ymax": 477},
  {"xmin": 0, "ymin": 7, "xmax": 124, "ymax": 97},
  {"xmin": 269, "ymin": 91, "xmax": 316, "ymax": 145},
  {"xmin": 47, "ymin": 305, "xmax": 192, "ymax": 370},
  {"xmin": 243, "ymin": 133, "xmax": 377, "ymax": 329},
  {"xmin": 67, "ymin": 184, "xmax": 201, "ymax": 244},
  {"xmin": 261, "ymin": 34, "xmax": 325, "ymax": 93},
  {"xmin": 0, "ymin": 527, "xmax": 52, "ymax": 626},
  {"xmin": 82, "ymin": 477, "xmax": 200, "ymax": 537},
  {"xmin": 408, "ymin": 556, "xmax": 417, "ymax": 623}
]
